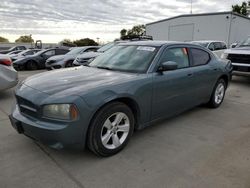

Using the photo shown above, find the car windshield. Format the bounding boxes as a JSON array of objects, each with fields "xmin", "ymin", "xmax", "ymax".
[
  {"xmin": 67, "ymin": 47, "xmax": 86, "ymax": 55},
  {"xmin": 89, "ymin": 45, "xmax": 158, "ymax": 73},
  {"xmin": 192, "ymin": 42, "xmax": 209, "ymax": 48},
  {"xmin": 97, "ymin": 42, "xmax": 115, "ymax": 52},
  {"xmin": 239, "ymin": 37, "xmax": 250, "ymax": 47}
]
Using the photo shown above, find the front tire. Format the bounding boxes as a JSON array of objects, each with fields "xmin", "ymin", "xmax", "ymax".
[
  {"xmin": 65, "ymin": 61, "xmax": 73, "ymax": 68},
  {"xmin": 208, "ymin": 79, "xmax": 226, "ymax": 108},
  {"xmin": 87, "ymin": 102, "xmax": 134, "ymax": 157},
  {"xmin": 26, "ymin": 60, "xmax": 38, "ymax": 70}
]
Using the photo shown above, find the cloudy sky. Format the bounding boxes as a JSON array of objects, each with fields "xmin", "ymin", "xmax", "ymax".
[{"xmin": 0, "ymin": 0, "xmax": 243, "ymax": 43}]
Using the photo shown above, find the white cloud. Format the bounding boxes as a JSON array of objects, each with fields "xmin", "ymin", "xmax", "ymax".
[{"xmin": 0, "ymin": 0, "xmax": 244, "ymax": 43}]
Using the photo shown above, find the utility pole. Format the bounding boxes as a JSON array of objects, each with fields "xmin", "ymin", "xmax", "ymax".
[{"xmin": 190, "ymin": 0, "xmax": 193, "ymax": 14}]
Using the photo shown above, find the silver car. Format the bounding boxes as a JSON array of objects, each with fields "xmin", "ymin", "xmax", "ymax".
[
  {"xmin": 0, "ymin": 55, "xmax": 18, "ymax": 91},
  {"xmin": 46, "ymin": 46, "xmax": 99, "ymax": 70}
]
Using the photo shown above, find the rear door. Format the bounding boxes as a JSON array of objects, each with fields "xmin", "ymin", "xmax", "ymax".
[
  {"xmin": 188, "ymin": 48, "xmax": 218, "ymax": 102},
  {"xmin": 151, "ymin": 46, "xmax": 196, "ymax": 120}
]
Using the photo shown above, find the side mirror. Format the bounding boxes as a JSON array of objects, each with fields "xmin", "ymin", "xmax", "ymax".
[
  {"xmin": 158, "ymin": 61, "xmax": 178, "ymax": 72},
  {"xmin": 231, "ymin": 43, "xmax": 237, "ymax": 48}
]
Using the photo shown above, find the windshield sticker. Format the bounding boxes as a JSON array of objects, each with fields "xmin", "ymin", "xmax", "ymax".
[{"xmin": 137, "ymin": 46, "xmax": 155, "ymax": 52}]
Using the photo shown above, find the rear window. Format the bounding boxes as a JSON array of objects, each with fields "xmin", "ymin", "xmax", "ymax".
[{"xmin": 190, "ymin": 48, "xmax": 210, "ymax": 66}]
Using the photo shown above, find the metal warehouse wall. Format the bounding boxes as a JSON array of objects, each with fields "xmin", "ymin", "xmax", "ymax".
[
  {"xmin": 146, "ymin": 12, "xmax": 250, "ymax": 45},
  {"xmin": 230, "ymin": 15, "xmax": 250, "ymax": 44}
]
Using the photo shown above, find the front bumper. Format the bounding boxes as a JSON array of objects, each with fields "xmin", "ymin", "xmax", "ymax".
[
  {"xmin": 45, "ymin": 61, "xmax": 64, "ymax": 70},
  {"xmin": 9, "ymin": 104, "xmax": 87, "ymax": 150},
  {"xmin": 232, "ymin": 62, "xmax": 250, "ymax": 72}
]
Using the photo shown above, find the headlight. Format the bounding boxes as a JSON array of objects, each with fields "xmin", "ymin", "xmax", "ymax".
[
  {"xmin": 43, "ymin": 104, "xmax": 79, "ymax": 121},
  {"xmin": 221, "ymin": 53, "xmax": 228, "ymax": 59}
]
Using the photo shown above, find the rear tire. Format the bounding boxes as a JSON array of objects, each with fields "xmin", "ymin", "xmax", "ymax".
[
  {"xmin": 87, "ymin": 102, "xmax": 134, "ymax": 157},
  {"xmin": 26, "ymin": 60, "xmax": 38, "ymax": 70},
  {"xmin": 207, "ymin": 79, "xmax": 226, "ymax": 108}
]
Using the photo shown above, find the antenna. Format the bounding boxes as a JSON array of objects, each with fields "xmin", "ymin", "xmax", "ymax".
[{"xmin": 190, "ymin": 0, "xmax": 193, "ymax": 14}]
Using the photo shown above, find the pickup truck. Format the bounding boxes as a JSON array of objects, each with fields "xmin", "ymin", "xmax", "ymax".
[{"xmin": 222, "ymin": 36, "xmax": 250, "ymax": 74}]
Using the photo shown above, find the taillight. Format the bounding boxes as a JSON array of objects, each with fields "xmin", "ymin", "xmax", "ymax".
[{"xmin": 0, "ymin": 59, "xmax": 12, "ymax": 66}]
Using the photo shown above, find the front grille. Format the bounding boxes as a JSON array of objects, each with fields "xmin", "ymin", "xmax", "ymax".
[
  {"xmin": 16, "ymin": 96, "xmax": 39, "ymax": 118},
  {"xmin": 228, "ymin": 54, "xmax": 250, "ymax": 64},
  {"xmin": 77, "ymin": 58, "xmax": 90, "ymax": 64}
]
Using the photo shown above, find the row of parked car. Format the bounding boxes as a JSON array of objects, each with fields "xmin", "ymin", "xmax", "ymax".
[
  {"xmin": 0, "ymin": 43, "xmax": 120, "ymax": 71},
  {"xmin": 0, "ymin": 39, "xmax": 229, "ymax": 72},
  {"xmin": 1, "ymin": 35, "xmax": 250, "ymax": 92}
]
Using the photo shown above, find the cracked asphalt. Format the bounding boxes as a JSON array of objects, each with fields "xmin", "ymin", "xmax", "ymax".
[{"xmin": 0, "ymin": 70, "xmax": 250, "ymax": 188}]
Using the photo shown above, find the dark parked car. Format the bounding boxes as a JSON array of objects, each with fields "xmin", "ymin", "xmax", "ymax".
[
  {"xmin": 46, "ymin": 46, "xmax": 100, "ymax": 70},
  {"xmin": 9, "ymin": 41, "xmax": 232, "ymax": 156},
  {"xmin": 13, "ymin": 48, "xmax": 69, "ymax": 70},
  {"xmin": 0, "ymin": 46, "xmax": 26, "ymax": 54},
  {"xmin": 10, "ymin": 49, "xmax": 41, "ymax": 61}
]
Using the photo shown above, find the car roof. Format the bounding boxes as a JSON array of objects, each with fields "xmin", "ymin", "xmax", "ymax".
[
  {"xmin": 192, "ymin": 40, "xmax": 226, "ymax": 43},
  {"xmin": 118, "ymin": 41, "xmax": 184, "ymax": 47}
]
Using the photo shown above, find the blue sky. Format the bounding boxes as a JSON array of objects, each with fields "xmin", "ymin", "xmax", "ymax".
[{"xmin": 0, "ymin": 0, "xmax": 243, "ymax": 43}]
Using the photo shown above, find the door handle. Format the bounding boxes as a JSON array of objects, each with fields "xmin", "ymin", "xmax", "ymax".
[
  {"xmin": 213, "ymin": 68, "xmax": 218, "ymax": 71},
  {"xmin": 187, "ymin": 73, "xmax": 193, "ymax": 77}
]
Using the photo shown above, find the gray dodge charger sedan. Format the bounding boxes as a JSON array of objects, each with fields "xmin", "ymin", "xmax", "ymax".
[{"xmin": 9, "ymin": 41, "xmax": 232, "ymax": 156}]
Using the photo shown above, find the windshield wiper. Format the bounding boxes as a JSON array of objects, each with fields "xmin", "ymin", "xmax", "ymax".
[{"xmin": 96, "ymin": 66, "xmax": 113, "ymax": 70}]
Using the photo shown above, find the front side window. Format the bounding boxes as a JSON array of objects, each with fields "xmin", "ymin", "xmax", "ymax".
[
  {"xmin": 190, "ymin": 48, "xmax": 210, "ymax": 66},
  {"xmin": 159, "ymin": 48, "xmax": 189, "ymax": 69},
  {"xmin": 89, "ymin": 45, "xmax": 158, "ymax": 73}
]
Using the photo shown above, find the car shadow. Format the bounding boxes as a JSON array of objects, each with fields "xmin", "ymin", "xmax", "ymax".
[
  {"xmin": 231, "ymin": 75, "xmax": 250, "ymax": 86},
  {"xmin": 37, "ymin": 106, "xmax": 205, "ymax": 159}
]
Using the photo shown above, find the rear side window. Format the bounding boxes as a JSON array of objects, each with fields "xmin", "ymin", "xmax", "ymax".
[
  {"xmin": 56, "ymin": 49, "xmax": 69, "ymax": 55},
  {"xmin": 214, "ymin": 42, "xmax": 222, "ymax": 50},
  {"xmin": 85, "ymin": 48, "xmax": 98, "ymax": 52},
  {"xmin": 160, "ymin": 48, "xmax": 189, "ymax": 69},
  {"xmin": 190, "ymin": 48, "xmax": 210, "ymax": 66}
]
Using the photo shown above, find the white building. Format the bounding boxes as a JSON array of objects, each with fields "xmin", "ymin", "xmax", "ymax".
[{"xmin": 146, "ymin": 11, "xmax": 250, "ymax": 46}]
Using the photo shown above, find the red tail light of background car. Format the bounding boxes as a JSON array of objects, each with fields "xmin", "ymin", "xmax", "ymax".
[{"xmin": 0, "ymin": 58, "xmax": 12, "ymax": 66}]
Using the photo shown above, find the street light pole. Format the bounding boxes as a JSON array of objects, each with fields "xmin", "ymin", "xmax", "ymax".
[{"xmin": 190, "ymin": 0, "xmax": 193, "ymax": 14}]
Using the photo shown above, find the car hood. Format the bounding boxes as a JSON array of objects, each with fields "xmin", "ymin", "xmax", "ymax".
[
  {"xmin": 225, "ymin": 47, "xmax": 250, "ymax": 55},
  {"xmin": 76, "ymin": 52, "xmax": 102, "ymax": 59},
  {"xmin": 23, "ymin": 66, "xmax": 138, "ymax": 96}
]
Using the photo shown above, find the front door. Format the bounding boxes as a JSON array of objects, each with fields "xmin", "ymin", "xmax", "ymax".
[{"xmin": 151, "ymin": 47, "xmax": 196, "ymax": 120}]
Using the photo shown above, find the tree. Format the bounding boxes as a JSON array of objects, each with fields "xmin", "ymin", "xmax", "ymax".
[
  {"xmin": 232, "ymin": 1, "xmax": 250, "ymax": 16},
  {"xmin": 0, "ymin": 36, "xmax": 9, "ymax": 42},
  {"xmin": 120, "ymin": 25, "xmax": 146, "ymax": 39},
  {"xmin": 73, "ymin": 38, "xmax": 98, "ymax": 46},
  {"xmin": 15, "ymin": 35, "xmax": 34, "ymax": 43},
  {"xmin": 120, "ymin": 29, "xmax": 127, "ymax": 38},
  {"xmin": 60, "ymin": 38, "xmax": 75, "ymax": 46}
]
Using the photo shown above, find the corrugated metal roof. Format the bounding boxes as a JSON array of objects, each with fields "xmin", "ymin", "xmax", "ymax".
[{"xmin": 146, "ymin": 11, "xmax": 250, "ymax": 26}]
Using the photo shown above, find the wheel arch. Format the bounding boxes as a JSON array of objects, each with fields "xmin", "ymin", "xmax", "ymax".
[
  {"xmin": 218, "ymin": 74, "xmax": 229, "ymax": 88},
  {"xmin": 88, "ymin": 97, "xmax": 141, "ymax": 131}
]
